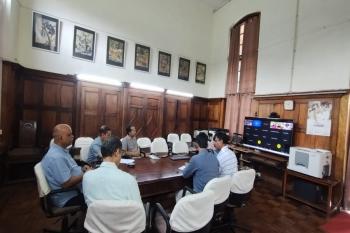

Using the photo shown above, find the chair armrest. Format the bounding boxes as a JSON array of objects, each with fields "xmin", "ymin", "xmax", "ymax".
[
  {"xmin": 48, "ymin": 187, "xmax": 80, "ymax": 196},
  {"xmin": 155, "ymin": 203, "xmax": 171, "ymax": 233},
  {"xmin": 182, "ymin": 186, "xmax": 196, "ymax": 197}
]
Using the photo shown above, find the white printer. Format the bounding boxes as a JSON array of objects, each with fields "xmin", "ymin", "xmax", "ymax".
[{"xmin": 288, "ymin": 147, "xmax": 332, "ymax": 178}]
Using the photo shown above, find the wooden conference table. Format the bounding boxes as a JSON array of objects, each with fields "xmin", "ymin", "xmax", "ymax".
[{"xmin": 118, "ymin": 157, "xmax": 190, "ymax": 199}]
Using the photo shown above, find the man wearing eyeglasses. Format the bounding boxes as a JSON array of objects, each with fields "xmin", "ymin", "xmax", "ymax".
[{"xmin": 213, "ymin": 132, "xmax": 238, "ymax": 177}]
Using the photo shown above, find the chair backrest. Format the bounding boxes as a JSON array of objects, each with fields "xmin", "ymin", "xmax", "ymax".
[
  {"xmin": 203, "ymin": 176, "xmax": 231, "ymax": 205},
  {"xmin": 167, "ymin": 133, "xmax": 180, "ymax": 143},
  {"xmin": 151, "ymin": 138, "xmax": 168, "ymax": 154},
  {"xmin": 170, "ymin": 190, "xmax": 215, "ymax": 233},
  {"xmin": 137, "ymin": 137, "xmax": 152, "ymax": 148},
  {"xmin": 34, "ymin": 162, "xmax": 51, "ymax": 198},
  {"xmin": 231, "ymin": 169, "xmax": 256, "ymax": 194},
  {"xmin": 74, "ymin": 137, "xmax": 94, "ymax": 162},
  {"xmin": 180, "ymin": 133, "xmax": 192, "ymax": 143},
  {"xmin": 49, "ymin": 138, "xmax": 54, "ymax": 147},
  {"xmin": 172, "ymin": 141, "xmax": 189, "ymax": 154},
  {"xmin": 84, "ymin": 200, "xmax": 146, "ymax": 233}
]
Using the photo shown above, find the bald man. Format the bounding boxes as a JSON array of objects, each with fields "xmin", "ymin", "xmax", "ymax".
[{"xmin": 41, "ymin": 124, "xmax": 90, "ymax": 207}]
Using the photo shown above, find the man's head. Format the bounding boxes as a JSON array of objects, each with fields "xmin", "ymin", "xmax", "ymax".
[
  {"xmin": 126, "ymin": 125, "xmax": 136, "ymax": 137},
  {"xmin": 213, "ymin": 132, "xmax": 229, "ymax": 150},
  {"xmin": 193, "ymin": 132, "xmax": 208, "ymax": 149},
  {"xmin": 101, "ymin": 136, "xmax": 122, "ymax": 165},
  {"xmin": 99, "ymin": 125, "xmax": 111, "ymax": 142},
  {"xmin": 53, "ymin": 124, "xmax": 74, "ymax": 148}
]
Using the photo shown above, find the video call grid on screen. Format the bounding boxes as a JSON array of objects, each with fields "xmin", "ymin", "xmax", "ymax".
[{"xmin": 243, "ymin": 117, "xmax": 294, "ymax": 156}]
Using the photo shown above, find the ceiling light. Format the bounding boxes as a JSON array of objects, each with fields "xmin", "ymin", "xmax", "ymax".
[
  {"xmin": 130, "ymin": 82, "xmax": 164, "ymax": 92},
  {"xmin": 166, "ymin": 89, "xmax": 193, "ymax": 98},
  {"xmin": 77, "ymin": 74, "xmax": 122, "ymax": 86}
]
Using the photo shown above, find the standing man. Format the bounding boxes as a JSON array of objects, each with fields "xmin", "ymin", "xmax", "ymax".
[
  {"xmin": 41, "ymin": 124, "xmax": 90, "ymax": 207},
  {"xmin": 87, "ymin": 125, "xmax": 112, "ymax": 165},
  {"xmin": 213, "ymin": 132, "xmax": 238, "ymax": 177},
  {"xmin": 122, "ymin": 125, "xmax": 140, "ymax": 157},
  {"xmin": 182, "ymin": 133, "xmax": 219, "ymax": 192},
  {"xmin": 83, "ymin": 136, "xmax": 142, "ymax": 206}
]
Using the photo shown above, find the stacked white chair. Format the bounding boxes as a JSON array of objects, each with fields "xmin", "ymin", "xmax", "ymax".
[
  {"xmin": 85, "ymin": 200, "xmax": 146, "ymax": 233},
  {"xmin": 172, "ymin": 141, "xmax": 189, "ymax": 154},
  {"xmin": 74, "ymin": 137, "xmax": 94, "ymax": 162}
]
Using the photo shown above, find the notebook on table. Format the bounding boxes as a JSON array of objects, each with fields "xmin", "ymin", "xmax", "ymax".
[{"xmin": 170, "ymin": 153, "xmax": 190, "ymax": 160}]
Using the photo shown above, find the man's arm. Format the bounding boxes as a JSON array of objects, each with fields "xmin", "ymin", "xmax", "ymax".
[
  {"xmin": 124, "ymin": 149, "xmax": 140, "ymax": 157},
  {"xmin": 62, "ymin": 175, "xmax": 83, "ymax": 189},
  {"xmin": 182, "ymin": 157, "xmax": 197, "ymax": 178}
]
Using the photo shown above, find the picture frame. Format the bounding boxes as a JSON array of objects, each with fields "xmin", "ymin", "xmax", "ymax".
[
  {"xmin": 195, "ymin": 62, "xmax": 206, "ymax": 84},
  {"xmin": 73, "ymin": 26, "xmax": 96, "ymax": 61},
  {"xmin": 178, "ymin": 57, "xmax": 190, "ymax": 81},
  {"xmin": 158, "ymin": 51, "xmax": 171, "ymax": 77},
  {"xmin": 106, "ymin": 36, "xmax": 125, "ymax": 67},
  {"xmin": 32, "ymin": 12, "xmax": 60, "ymax": 52},
  {"xmin": 134, "ymin": 44, "xmax": 150, "ymax": 72}
]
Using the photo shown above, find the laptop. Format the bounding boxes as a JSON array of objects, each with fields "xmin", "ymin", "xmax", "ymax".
[{"xmin": 170, "ymin": 153, "xmax": 190, "ymax": 160}]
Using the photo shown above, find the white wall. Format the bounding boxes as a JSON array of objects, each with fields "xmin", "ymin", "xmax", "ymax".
[
  {"xmin": 16, "ymin": 0, "xmax": 213, "ymax": 97},
  {"xmin": 209, "ymin": 0, "xmax": 350, "ymax": 97}
]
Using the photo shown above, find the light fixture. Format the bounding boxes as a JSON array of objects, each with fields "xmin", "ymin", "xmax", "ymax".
[
  {"xmin": 166, "ymin": 89, "xmax": 193, "ymax": 98},
  {"xmin": 130, "ymin": 82, "xmax": 164, "ymax": 92},
  {"xmin": 77, "ymin": 74, "xmax": 122, "ymax": 86}
]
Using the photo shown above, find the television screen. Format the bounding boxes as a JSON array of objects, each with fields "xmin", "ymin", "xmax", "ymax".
[{"xmin": 242, "ymin": 117, "xmax": 294, "ymax": 156}]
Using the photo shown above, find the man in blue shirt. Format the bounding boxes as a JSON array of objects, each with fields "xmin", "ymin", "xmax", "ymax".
[
  {"xmin": 41, "ymin": 124, "xmax": 90, "ymax": 207},
  {"xmin": 86, "ymin": 125, "xmax": 111, "ymax": 165},
  {"xmin": 182, "ymin": 133, "xmax": 219, "ymax": 192},
  {"xmin": 83, "ymin": 136, "xmax": 142, "ymax": 206}
]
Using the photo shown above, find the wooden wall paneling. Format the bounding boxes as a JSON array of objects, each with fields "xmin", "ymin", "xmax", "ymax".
[
  {"xmin": 164, "ymin": 95, "xmax": 192, "ymax": 135},
  {"xmin": 103, "ymin": 89, "xmax": 123, "ymax": 137},
  {"xmin": 207, "ymin": 98, "xmax": 225, "ymax": 128},
  {"xmin": 123, "ymin": 88, "xmax": 164, "ymax": 139},
  {"xmin": 79, "ymin": 84, "xmax": 100, "ymax": 137},
  {"xmin": 177, "ymin": 99, "xmax": 192, "ymax": 134},
  {"xmin": 191, "ymin": 97, "xmax": 208, "ymax": 131},
  {"xmin": 164, "ymin": 96, "xmax": 177, "ymax": 135}
]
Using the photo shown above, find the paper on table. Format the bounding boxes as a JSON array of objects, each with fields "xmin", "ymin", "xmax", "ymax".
[
  {"xmin": 120, "ymin": 158, "xmax": 135, "ymax": 165},
  {"xmin": 178, "ymin": 165, "xmax": 186, "ymax": 171}
]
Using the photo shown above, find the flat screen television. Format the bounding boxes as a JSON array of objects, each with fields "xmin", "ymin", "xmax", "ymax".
[{"xmin": 242, "ymin": 117, "xmax": 294, "ymax": 156}]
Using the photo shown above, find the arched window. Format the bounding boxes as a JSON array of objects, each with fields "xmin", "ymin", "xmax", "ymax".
[{"xmin": 225, "ymin": 13, "xmax": 260, "ymax": 134}]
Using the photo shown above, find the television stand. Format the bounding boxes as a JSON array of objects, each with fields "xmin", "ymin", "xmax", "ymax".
[{"xmin": 229, "ymin": 144, "xmax": 288, "ymax": 194}]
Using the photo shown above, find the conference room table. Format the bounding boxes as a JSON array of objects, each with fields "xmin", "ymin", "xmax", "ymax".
[{"xmin": 119, "ymin": 157, "xmax": 191, "ymax": 200}]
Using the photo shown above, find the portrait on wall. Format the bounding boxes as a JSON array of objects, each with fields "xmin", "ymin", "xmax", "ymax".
[
  {"xmin": 106, "ymin": 36, "xmax": 125, "ymax": 67},
  {"xmin": 134, "ymin": 44, "xmax": 150, "ymax": 72},
  {"xmin": 195, "ymin": 62, "xmax": 206, "ymax": 84},
  {"xmin": 158, "ymin": 51, "xmax": 171, "ymax": 77},
  {"xmin": 178, "ymin": 57, "xmax": 190, "ymax": 81},
  {"xmin": 32, "ymin": 12, "xmax": 60, "ymax": 52},
  {"xmin": 306, "ymin": 100, "xmax": 332, "ymax": 136},
  {"xmin": 73, "ymin": 26, "xmax": 96, "ymax": 61}
]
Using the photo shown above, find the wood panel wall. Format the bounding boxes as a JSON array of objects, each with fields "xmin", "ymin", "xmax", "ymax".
[
  {"xmin": 208, "ymin": 98, "xmax": 226, "ymax": 129},
  {"xmin": 252, "ymin": 94, "xmax": 350, "ymax": 182},
  {"xmin": 164, "ymin": 95, "xmax": 192, "ymax": 135}
]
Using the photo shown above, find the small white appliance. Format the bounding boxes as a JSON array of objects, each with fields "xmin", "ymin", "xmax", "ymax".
[{"xmin": 288, "ymin": 147, "xmax": 332, "ymax": 178}]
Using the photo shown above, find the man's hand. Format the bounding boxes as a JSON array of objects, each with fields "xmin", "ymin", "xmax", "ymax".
[{"xmin": 82, "ymin": 164, "xmax": 92, "ymax": 173}]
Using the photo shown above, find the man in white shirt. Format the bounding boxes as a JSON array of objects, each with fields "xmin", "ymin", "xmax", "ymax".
[
  {"xmin": 213, "ymin": 132, "xmax": 238, "ymax": 177},
  {"xmin": 83, "ymin": 136, "xmax": 141, "ymax": 206}
]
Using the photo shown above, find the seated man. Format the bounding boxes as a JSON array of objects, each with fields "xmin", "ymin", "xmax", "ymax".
[
  {"xmin": 122, "ymin": 125, "xmax": 140, "ymax": 157},
  {"xmin": 87, "ymin": 125, "xmax": 112, "ymax": 165},
  {"xmin": 83, "ymin": 136, "xmax": 142, "ymax": 206},
  {"xmin": 213, "ymin": 132, "xmax": 238, "ymax": 177},
  {"xmin": 182, "ymin": 132, "xmax": 219, "ymax": 192},
  {"xmin": 41, "ymin": 124, "xmax": 90, "ymax": 207}
]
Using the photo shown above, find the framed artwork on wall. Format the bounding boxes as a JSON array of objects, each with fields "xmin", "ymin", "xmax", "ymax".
[
  {"xmin": 106, "ymin": 36, "xmax": 125, "ymax": 67},
  {"xmin": 158, "ymin": 51, "xmax": 171, "ymax": 77},
  {"xmin": 73, "ymin": 26, "xmax": 96, "ymax": 61},
  {"xmin": 195, "ymin": 62, "xmax": 206, "ymax": 84},
  {"xmin": 134, "ymin": 44, "xmax": 150, "ymax": 72},
  {"xmin": 178, "ymin": 57, "xmax": 190, "ymax": 81},
  {"xmin": 32, "ymin": 12, "xmax": 60, "ymax": 52}
]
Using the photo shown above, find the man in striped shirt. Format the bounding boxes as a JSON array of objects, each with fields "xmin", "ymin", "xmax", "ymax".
[{"xmin": 213, "ymin": 132, "xmax": 238, "ymax": 177}]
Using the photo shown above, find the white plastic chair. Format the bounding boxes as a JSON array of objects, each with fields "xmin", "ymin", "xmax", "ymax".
[
  {"xmin": 74, "ymin": 137, "xmax": 94, "ymax": 162},
  {"xmin": 167, "ymin": 133, "xmax": 180, "ymax": 144},
  {"xmin": 203, "ymin": 176, "xmax": 231, "ymax": 205},
  {"xmin": 172, "ymin": 141, "xmax": 189, "ymax": 154},
  {"xmin": 180, "ymin": 133, "xmax": 192, "ymax": 143},
  {"xmin": 151, "ymin": 137, "xmax": 168, "ymax": 155},
  {"xmin": 137, "ymin": 137, "xmax": 152, "ymax": 148},
  {"xmin": 85, "ymin": 200, "xmax": 146, "ymax": 233},
  {"xmin": 154, "ymin": 190, "xmax": 215, "ymax": 233}
]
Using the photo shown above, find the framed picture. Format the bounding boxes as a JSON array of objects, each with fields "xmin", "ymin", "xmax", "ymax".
[
  {"xmin": 158, "ymin": 51, "xmax": 171, "ymax": 77},
  {"xmin": 195, "ymin": 62, "xmax": 206, "ymax": 84},
  {"xmin": 178, "ymin": 57, "xmax": 190, "ymax": 81},
  {"xmin": 73, "ymin": 26, "xmax": 96, "ymax": 61},
  {"xmin": 134, "ymin": 44, "xmax": 150, "ymax": 72},
  {"xmin": 32, "ymin": 12, "xmax": 60, "ymax": 52},
  {"xmin": 106, "ymin": 36, "xmax": 125, "ymax": 67}
]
